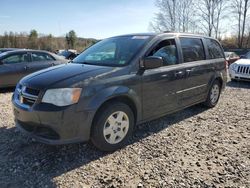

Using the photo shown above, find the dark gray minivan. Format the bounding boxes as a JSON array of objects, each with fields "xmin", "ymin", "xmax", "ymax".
[{"xmin": 12, "ymin": 33, "xmax": 227, "ymax": 151}]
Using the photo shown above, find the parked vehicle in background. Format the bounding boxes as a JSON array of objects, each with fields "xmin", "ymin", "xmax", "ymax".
[
  {"xmin": 57, "ymin": 49, "xmax": 78, "ymax": 60},
  {"xmin": 229, "ymin": 59, "xmax": 250, "ymax": 81},
  {"xmin": 0, "ymin": 48, "xmax": 22, "ymax": 54},
  {"xmin": 12, "ymin": 33, "xmax": 227, "ymax": 151},
  {"xmin": 225, "ymin": 52, "xmax": 240, "ymax": 66},
  {"xmin": 0, "ymin": 50, "xmax": 67, "ymax": 88},
  {"xmin": 240, "ymin": 51, "xmax": 250, "ymax": 59}
]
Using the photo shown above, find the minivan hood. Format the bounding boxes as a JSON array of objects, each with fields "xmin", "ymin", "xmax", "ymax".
[{"xmin": 20, "ymin": 63, "xmax": 115, "ymax": 89}]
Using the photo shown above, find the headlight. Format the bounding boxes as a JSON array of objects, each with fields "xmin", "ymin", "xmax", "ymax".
[
  {"xmin": 231, "ymin": 64, "xmax": 238, "ymax": 71},
  {"xmin": 42, "ymin": 88, "xmax": 82, "ymax": 106}
]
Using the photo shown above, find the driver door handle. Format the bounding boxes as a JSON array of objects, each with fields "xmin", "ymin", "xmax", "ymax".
[
  {"xmin": 24, "ymin": 66, "xmax": 29, "ymax": 70},
  {"xmin": 186, "ymin": 69, "xmax": 192, "ymax": 75}
]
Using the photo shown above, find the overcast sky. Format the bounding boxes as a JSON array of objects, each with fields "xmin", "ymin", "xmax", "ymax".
[{"xmin": 0, "ymin": 0, "xmax": 157, "ymax": 39}]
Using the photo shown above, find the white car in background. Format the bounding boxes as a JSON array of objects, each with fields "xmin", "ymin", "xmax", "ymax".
[{"xmin": 229, "ymin": 59, "xmax": 250, "ymax": 81}]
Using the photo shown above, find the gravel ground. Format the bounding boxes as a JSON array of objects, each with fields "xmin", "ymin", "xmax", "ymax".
[{"xmin": 0, "ymin": 81, "xmax": 249, "ymax": 188}]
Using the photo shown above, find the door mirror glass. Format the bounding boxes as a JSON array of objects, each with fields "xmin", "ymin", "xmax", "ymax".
[{"xmin": 142, "ymin": 56, "xmax": 163, "ymax": 69}]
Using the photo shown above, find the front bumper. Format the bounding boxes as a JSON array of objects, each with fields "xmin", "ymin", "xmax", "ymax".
[
  {"xmin": 229, "ymin": 69, "xmax": 250, "ymax": 81},
  {"xmin": 12, "ymin": 93, "xmax": 94, "ymax": 145}
]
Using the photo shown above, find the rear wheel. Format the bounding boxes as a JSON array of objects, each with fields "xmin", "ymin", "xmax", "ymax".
[
  {"xmin": 204, "ymin": 80, "xmax": 221, "ymax": 108},
  {"xmin": 91, "ymin": 102, "xmax": 134, "ymax": 151}
]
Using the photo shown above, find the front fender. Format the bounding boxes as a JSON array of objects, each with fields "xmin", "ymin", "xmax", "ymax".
[{"xmin": 79, "ymin": 85, "xmax": 142, "ymax": 122}]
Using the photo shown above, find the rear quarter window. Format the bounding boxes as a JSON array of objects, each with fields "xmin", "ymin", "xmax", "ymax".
[
  {"xmin": 180, "ymin": 38, "xmax": 205, "ymax": 63},
  {"xmin": 206, "ymin": 39, "xmax": 224, "ymax": 59}
]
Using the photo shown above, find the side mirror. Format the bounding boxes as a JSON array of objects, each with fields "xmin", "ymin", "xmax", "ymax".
[{"xmin": 142, "ymin": 56, "xmax": 163, "ymax": 69}]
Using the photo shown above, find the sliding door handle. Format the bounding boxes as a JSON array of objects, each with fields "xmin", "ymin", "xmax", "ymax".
[{"xmin": 175, "ymin": 71, "xmax": 184, "ymax": 77}]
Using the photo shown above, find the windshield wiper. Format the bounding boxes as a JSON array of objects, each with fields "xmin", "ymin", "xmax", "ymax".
[
  {"xmin": 71, "ymin": 61, "xmax": 90, "ymax": 64},
  {"xmin": 81, "ymin": 62, "xmax": 94, "ymax": 65}
]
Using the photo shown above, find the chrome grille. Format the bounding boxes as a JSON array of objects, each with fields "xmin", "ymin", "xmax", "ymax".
[
  {"xmin": 17, "ymin": 85, "xmax": 40, "ymax": 107},
  {"xmin": 237, "ymin": 65, "xmax": 250, "ymax": 75}
]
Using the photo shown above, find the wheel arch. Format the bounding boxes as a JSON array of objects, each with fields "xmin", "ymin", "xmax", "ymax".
[
  {"xmin": 214, "ymin": 76, "xmax": 223, "ymax": 87},
  {"xmin": 90, "ymin": 95, "xmax": 138, "ymax": 136},
  {"xmin": 208, "ymin": 72, "xmax": 225, "ymax": 91},
  {"xmin": 87, "ymin": 85, "xmax": 141, "ymax": 133}
]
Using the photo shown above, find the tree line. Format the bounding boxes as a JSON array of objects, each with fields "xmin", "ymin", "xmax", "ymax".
[
  {"xmin": 0, "ymin": 30, "xmax": 97, "ymax": 53},
  {"xmin": 150, "ymin": 0, "xmax": 250, "ymax": 48}
]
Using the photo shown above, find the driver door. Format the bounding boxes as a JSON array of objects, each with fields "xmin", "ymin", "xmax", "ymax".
[
  {"xmin": 0, "ymin": 52, "xmax": 30, "ymax": 87},
  {"xmin": 142, "ymin": 39, "xmax": 186, "ymax": 120}
]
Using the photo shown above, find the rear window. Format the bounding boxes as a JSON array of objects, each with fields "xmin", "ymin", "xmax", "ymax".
[
  {"xmin": 206, "ymin": 39, "xmax": 224, "ymax": 59},
  {"xmin": 180, "ymin": 38, "xmax": 205, "ymax": 63}
]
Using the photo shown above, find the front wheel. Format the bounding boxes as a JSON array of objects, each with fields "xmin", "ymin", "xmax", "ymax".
[
  {"xmin": 91, "ymin": 102, "xmax": 135, "ymax": 151},
  {"xmin": 204, "ymin": 80, "xmax": 221, "ymax": 108}
]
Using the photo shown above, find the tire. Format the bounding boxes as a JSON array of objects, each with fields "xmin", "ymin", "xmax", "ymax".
[
  {"xmin": 204, "ymin": 80, "xmax": 221, "ymax": 108},
  {"xmin": 91, "ymin": 102, "xmax": 135, "ymax": 151}
]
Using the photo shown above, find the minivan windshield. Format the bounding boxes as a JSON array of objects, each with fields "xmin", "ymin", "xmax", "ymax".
[{"xmin": 72, "ymin": 36, "xmax": 151, "ymax": 67}]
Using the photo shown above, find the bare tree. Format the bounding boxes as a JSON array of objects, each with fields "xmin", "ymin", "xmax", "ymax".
[
  {"xmin": 241, "ymin": 0, "xmax": 249, "ymax": 47},
  {"xmin": 232, "ymin": 0, "xmax": 243, "ymax": 47},
  {"xmin": 150, "ymin": 0, "xmax": 196, "ymax": 32},
  {"xmin": 196, "ymin": 0, "xmax": 227, "ymax": 38},
  {"xmin": 214, "ymin": 0, "xmax": 228, "ymax": 39},
  {"xmin": 196, "ymin": 0, "xmax": 214, "ymax": 36},
  {"xmin": 177, "ymin": 0, "xmax": 196, "ymax": 32},
  {"xmin": 232, "ymin": 0, "xmax": 250, "ymax": 48}
]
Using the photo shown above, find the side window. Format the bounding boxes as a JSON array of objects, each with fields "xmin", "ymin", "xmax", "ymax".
[
  {"xmin": 2, "ymin": 53, "xmax": 29, "ymax": 64},
  {"xmin": 148, "ymin": 39, "xmax": 178, "ymax": 66},
  {"xmin": 180, "ymin": 38, "xmax": 205, "ymax": 63},
  {"xmin": 206, "ymin": 39, "xmax": 224, "ymax": 59},
  {"xmin": 32, "ymin": 52, "xmax": 55, "ymax": 62}
]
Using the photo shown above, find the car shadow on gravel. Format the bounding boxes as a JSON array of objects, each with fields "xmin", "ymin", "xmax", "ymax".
[
  {"xmin": 227, "ymin": 81, "xmax": 250, "ymax": 89},
  {"xmin": 133, "ymin": 104, "xmax": 208, "ymax": 142},
  {"xmin": 0, "ymin": 104, "xmax": 208, "ymax": 187},
  {"xmin": 0, "ymin": 87, "xmax": 15, "ymax": 93}
]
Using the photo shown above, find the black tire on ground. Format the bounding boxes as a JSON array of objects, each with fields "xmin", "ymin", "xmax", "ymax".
[
  {"xmin": 91, "ymin": 102, "xmax": 135, "ymax": 152},
  {"xmin": 204, "ymin": 80, "xmax": 221, "ymax": 108}
]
